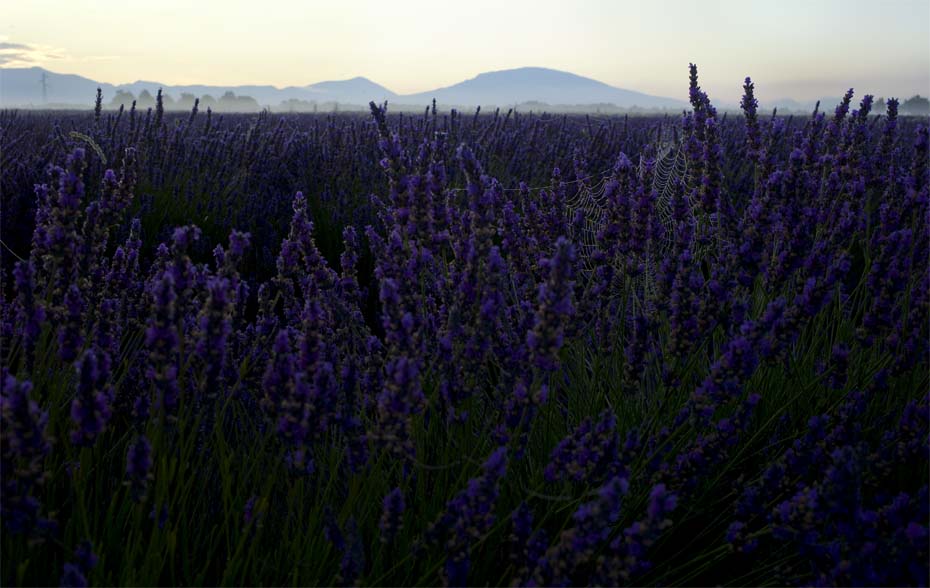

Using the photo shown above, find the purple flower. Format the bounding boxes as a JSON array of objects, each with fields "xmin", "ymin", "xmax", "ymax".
[
  {"xmin": 262, "ymin": 329, "xmax": 297, "ymax": 416},
  {"xmin": 13, "ymin": 261, "xmax": 46, "ymax": 371},
  {"xmin": 243, "ymin": 496, "xmax": 257, "ymax": 525},
  {"xmin": 725, "ymin": 520, "xmax": 758, "ymax": 554},
  {"xmin": 827, "ymin": 343, "xmax": 850, "ymax": 390},
  {"xmin": 544, "ymin": 410, "xmax": 620, "ymax": 485},
  {"xmin": 275, "ymin": 192, "xmax": 337, "ymax": 323},
  {"xmin": 427, "ymin": 447, "xmax": 509, "ymax": 587},
  {"xmin": 338, "ymin": 226, "xmax": 361, "ymax": 302},
  {"xmin": 60, "ymin": 541, "xmax": 97, "ymax": 587},
  {"xmin": 70, "ymin": 349, "xmax": 112, "ymax": 447},
  {"xmin": 197, "ymin": 276, "xmax": 233, "ymax": 397},
  {"xmin": 126, "ymin": 435, "xmax": 153, "ymax": 500},
  {"xmin": 37, "ymin": 149, "xmax": 86, "ymax": 309},
  {"xmin": 596, "ymin": 483, "xmax": 680, "ymax": 585},
  {"xmin": 741, "ymin": 77, "xmax": 761, "ymax": 161},
  {"xmin": 323, "ymin": 510, "xmax": 365, "ymax": 586},
  {"xmin": 145, "ymin": 272, "xmax": 180, "ymax": 417},
  {"xmin": 527, "ymin": 237, "xmax": 576, "ymax": 373},
  {"xmin": 378, "ymin": 487, "xmax": 405, "ymax": 543},
  {"xmin": 228, "ymin": 229, "xmax": 250, "ymax": 259},
  {"xmin": 530, "ymin": 475, "xmax": 628, "ymax": 586},
  {"xmin": 690, "ymin": 335, "xmax": 758, "ymax": 422},
  {"xmin": 1, "ymin": 372, "xmax": 51, "ymax": 534},
  {"xmin": 646, "ymin": 483, "xmax": 678, "ymax": 519},
  {"xmin": 58, "ymin": 284, "xmax": 84, "ymax": 363},
  {"xmin": 509, "ymin": 502, "xmax": 548, "ymax": 581},
  {"xmin": 60, "ymin": 564, "xmax": 88, "ymax": 588},
  {"xmin": 150, "ymin": 504, "xmax": 168, "ymax": 530},
  {"xmin": 370, "ymin": 355, "xmax": 425, "ymax": 461}
]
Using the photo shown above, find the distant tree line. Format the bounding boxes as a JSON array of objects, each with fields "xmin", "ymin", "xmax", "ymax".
[
  {"xmin": 103, "ymin": 89, "xmax": 930, "ymax": 116},
  {"xmin": 875, "ymin": 95, "xmax": 930, "ymax": 115},
  {"xmin": 278, "ymin": 99, "xmax": 358, "ymax": 113},
  {"xmin": 109, "ymin": 89, "xmax": 261, "ymax": 112},
  {"xmin": 107, "ymin": 90, "xmax": 358, "ymax": 113}
]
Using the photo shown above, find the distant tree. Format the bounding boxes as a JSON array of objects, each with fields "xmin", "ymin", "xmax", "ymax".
[
  {"xmin": 200, "ymin": 94, "xmax": 217, "ymax": 110},
  {"xmin": 215, "ymin": 91, "xmax": 260, "ymax": 112},
  {"xmin": 110, "ymin": 90, "xmax": 135, "ymax": 108},
  {"xmin": 279, "ymin": 98, "xmax": 318, "ymax": 112},
  {"xmin": 176, "ymin": 93, "xmax": 197, "ymax": 111},
  {"xmin": 235, "ymin": 94, "xmax": 260, "ymax": 112},
  {"xmin": 217, "ymin": 91, "xmax": 238, "ymax": 112},
  {"xmin": 160, "ymin": 92, "xmax": 176, "ymax": 110},
  {"xmin": 900, "ymin": 95, "xmax": 930, "ymax": 115},
  {"xmin": 874, "ymin": 97, "xmax": 886, "ymax": 113},
  {"xmin": 137, "ymin": 90, "xmax": 156, "ymax": 109}
]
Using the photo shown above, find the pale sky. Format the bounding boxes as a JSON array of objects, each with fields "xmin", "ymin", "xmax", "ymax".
[{"xmin": 2, "ymin": 0, "xmax": 928, "ymax": 103}]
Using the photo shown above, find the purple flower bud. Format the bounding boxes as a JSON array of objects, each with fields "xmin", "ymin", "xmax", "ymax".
[
  {"xmin": 528, "ymin": 238, "xmax": 576, "ymax": 372},
  {"xmin": 228, "ymin": 230, "xmax": 250, "ymax": 258},
  {"xmin": 531, "ymin": 476, "xmax": 628, "ymax": 586},
  {"xmin": 13, "ymin": 261, "xmax": 46, "ymax": 371},
  {"xmin": 145, "ymin": 272, "xmax": 180, "ymax": 416},
  {"xmin": 126, "ymin": 435, "xmax": 153, "ymax": 500},
  {"xmin": 70, "ymin": 349, "xmax": 112, "ymax": 447},
  {"xmin": 427, "ymin": 447, "xmax": 509, "ymax": 586},
  {"xmin": 60, "ymin": 540, "xmax": 97, "ymax": 587},
  {"xmin": 58, "ymin": 285, "xmax": 84, "ymax": 363},
  {"xmin": 379, "ymin": 487, "xmax": 405, "ymax": 543},
  {"xmin": 1, "ymin": 372, "xmax": 51, "ymax": 534}
]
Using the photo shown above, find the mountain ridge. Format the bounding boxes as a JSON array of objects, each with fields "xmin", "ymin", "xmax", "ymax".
[
  {"xmin": 403, "ymin": 67, "xmax": 684, "ymax": 109},
  {"xmin": 0, "ymin": 66, "xmax": 685, "ymax": 110}
]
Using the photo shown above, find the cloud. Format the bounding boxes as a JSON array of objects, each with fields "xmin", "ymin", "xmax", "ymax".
[
  {"xmin": 0, "ymin": 41, "xmax": 65, "ymax": 67},
  {"xmin": 0, "ymin": 40, "xmax": 118, "ymax": 68}
]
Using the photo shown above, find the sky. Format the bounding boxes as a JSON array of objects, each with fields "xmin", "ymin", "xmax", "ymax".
[{"xmin": 1, "ymin": 0, "xmax": 928, "ymax": 103}]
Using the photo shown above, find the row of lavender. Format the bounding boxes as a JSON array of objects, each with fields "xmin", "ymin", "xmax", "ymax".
[{"xmin": 1, "ymin": 66, "xmax": 927, "ymax": 585}]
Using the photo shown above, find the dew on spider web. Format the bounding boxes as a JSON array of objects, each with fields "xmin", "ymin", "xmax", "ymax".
[{"xmin": 564, "ymin": 124, "xmax": 696, "ymax": 289}]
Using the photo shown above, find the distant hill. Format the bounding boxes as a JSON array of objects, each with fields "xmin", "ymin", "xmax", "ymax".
[
  {"xmin": 307, "ymin": 77, "xmax": 397, "ymax": 105},
  {"xmin": 0, "ymin": 67, "xmax": 116, "ymax": 107},
  {"xmin": 400, "ymin": 67, "xmax": 684, "ymax": 109},
  {"xmin": 0, "ymin": 65, "xmax": 684, "ymax": 110}
]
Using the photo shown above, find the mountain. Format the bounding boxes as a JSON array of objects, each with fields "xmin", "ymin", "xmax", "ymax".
[
  {"xmin": 0, "ymin": 67, "xmax": 116, "ymax": 107},
  {"xmin": 0, "ymin": 68, "xmax": 344, "ymax": 107},
  {"xmin": 307, "ymin": 77, "xmax": 397, "ymax": 105},
  {"xmin": 401, "ymin": 67, "xmax": 684, "ymax": 109},
  {"xmin": 0, "ymin": 65, "xmax": 683, "ymax": 110}
]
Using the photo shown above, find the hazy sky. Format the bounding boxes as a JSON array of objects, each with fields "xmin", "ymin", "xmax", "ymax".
[{"xmin": 2, "ymin": 0, "xmax": 928, "ymax": 103}]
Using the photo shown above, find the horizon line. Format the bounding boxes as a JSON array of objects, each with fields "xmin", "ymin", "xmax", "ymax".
[{"xmin": 2, "ymin": 64, "xmax": 927, "ymax": 107}]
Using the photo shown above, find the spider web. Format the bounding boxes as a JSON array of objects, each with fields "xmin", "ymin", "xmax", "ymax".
[
  {"xmin": 564, "ymin": 125, "xmax": 694, "ymax": 280},
  {"xmin": 563, "ymin": 175, "xmax": 612, "ymax": 273},
  {"xmin": 641, "ymin": 129, "xmax": 692, "ymax": 257}
]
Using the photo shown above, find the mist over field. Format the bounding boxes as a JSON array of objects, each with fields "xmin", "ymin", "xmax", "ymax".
[{"xmin": 1, "ymin": 1, "xmax": 928, "ymax": 587}]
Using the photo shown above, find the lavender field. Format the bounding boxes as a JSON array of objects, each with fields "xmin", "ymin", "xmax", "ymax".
[{"xmin": 1, "ymin": 67, "xmax": 928, "ymax": 586}]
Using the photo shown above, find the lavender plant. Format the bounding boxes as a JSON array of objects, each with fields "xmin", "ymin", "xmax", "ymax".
[{"xmin": 0, "ymin": 66, "xmax": 926, "ymax": 586}]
